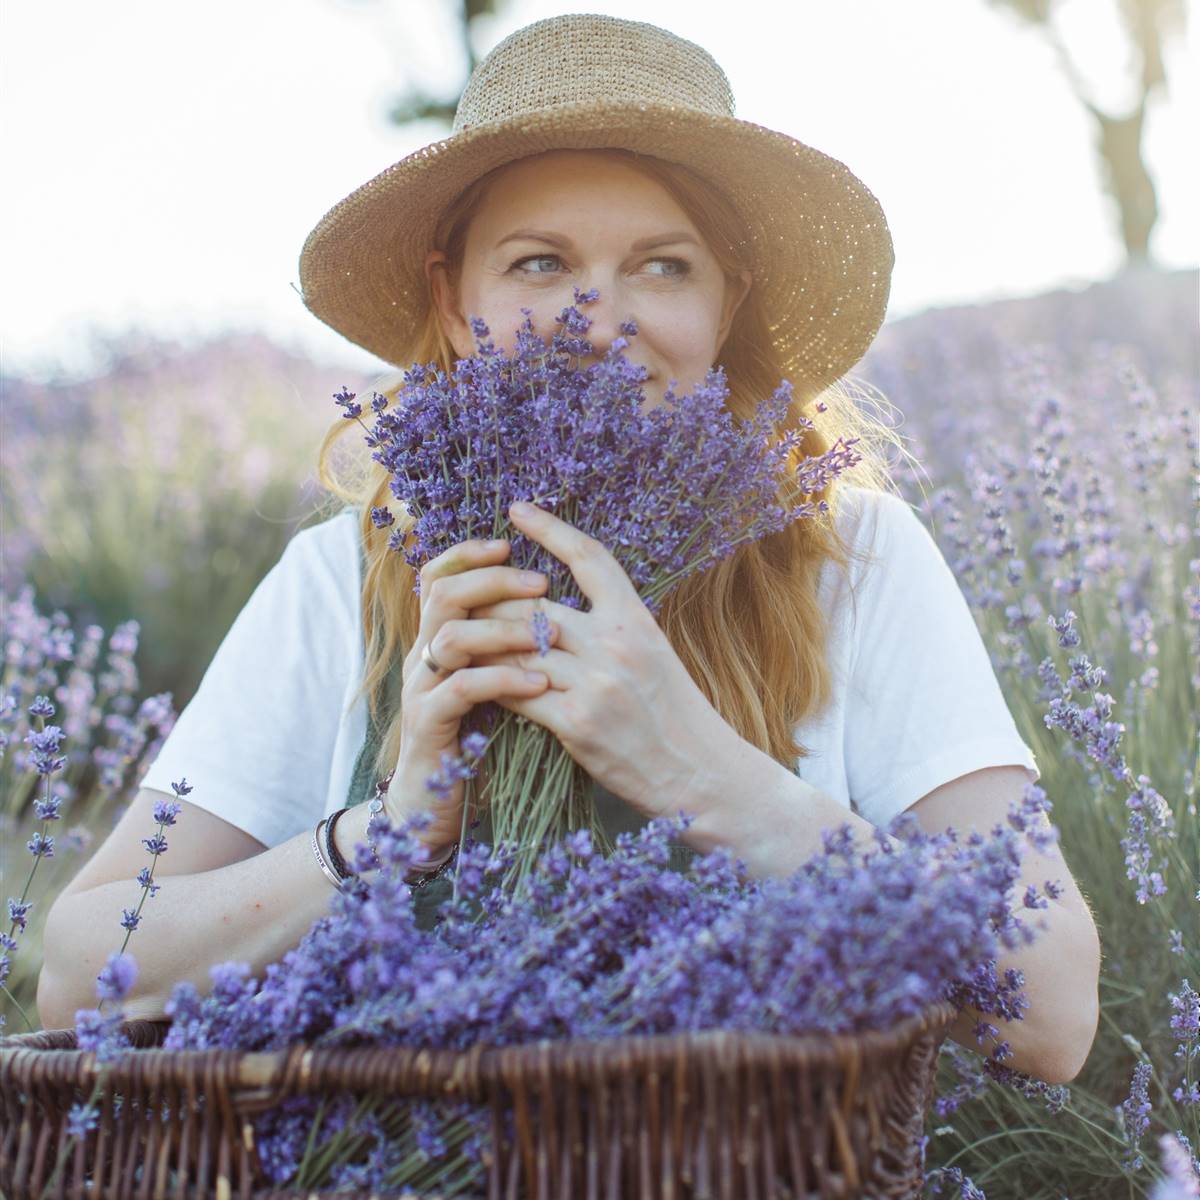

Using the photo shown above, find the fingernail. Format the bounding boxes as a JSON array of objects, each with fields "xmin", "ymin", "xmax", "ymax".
[
  {"xmin": 524, "ymin": 671, "xmax": 546, "ymax": 684},
  {"xmin": 510, "ymin": 501, "xmax": 534, "ymax": 517},
  {"xmin": 484, "ymin": 539, "xmax": 507, "ymax": 549}
]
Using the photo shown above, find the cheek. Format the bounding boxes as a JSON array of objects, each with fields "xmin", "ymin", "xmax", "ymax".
[
  {"xmin": 651, "ymin": 300, "xmax": 725, "ymax": 367},
  {"xmin": 463, "ymin": 288, "xmax": 555, "ymax": 354}
]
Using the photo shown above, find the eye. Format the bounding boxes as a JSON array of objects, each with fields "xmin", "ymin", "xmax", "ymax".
[
  {"xmin": 511, "ymin": 254, "xmax": 562, "ymax": 274},
  {"xmin": 645, "ymin": 257, "xmax": 691, "ymax": 279}
]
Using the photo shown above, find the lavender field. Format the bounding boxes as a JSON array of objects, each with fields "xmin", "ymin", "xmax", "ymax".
[{"xmin": 1, "ymin": 264, "xmax": 1196, "ymax": 1198}]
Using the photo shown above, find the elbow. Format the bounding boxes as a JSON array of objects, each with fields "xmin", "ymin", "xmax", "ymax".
[
  {"xmin": 1042, "ymin": 1007, "xmax": 1098, "ymax": 1085},
  {"xmin": 1043, "ymin": 928, "xmax": 1102, "ymax": 1086},
  {"xmin": 36, "ymin": 900, "xmax": 79, "ymax": 1031},
  {"xmin": 36, "ymin": 894, "xmax": 168, "ymax": 1031},
  {"xmin": 36, "ymin": 962, "xmax": 78, "ymax": 1034}
]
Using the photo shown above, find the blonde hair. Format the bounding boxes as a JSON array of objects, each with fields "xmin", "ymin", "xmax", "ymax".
[{"xmin": 314, "ymin": 148, "xmax": 913, "ymax": 788}]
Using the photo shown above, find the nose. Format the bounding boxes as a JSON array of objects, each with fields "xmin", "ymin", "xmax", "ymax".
[{"xmin": 572, "ymin": 287, "xmax": 632, "ymax": 365}]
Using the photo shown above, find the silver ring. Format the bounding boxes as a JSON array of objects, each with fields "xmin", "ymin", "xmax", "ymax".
[{"xmin": 421, "ymin": 641, "xmax": 452, "ymax": 677}]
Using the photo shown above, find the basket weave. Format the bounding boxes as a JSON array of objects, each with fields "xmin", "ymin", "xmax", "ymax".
[{"xmin": 1, "ymin": 999, "xmax": 957, "ymax": 1199}]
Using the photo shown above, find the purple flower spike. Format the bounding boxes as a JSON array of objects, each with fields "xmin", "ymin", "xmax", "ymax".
[
  {"xmin": 333, "ymin": 387, "xmax": 362, "ymax": 419},
  {"xmin": 136, "ymin": 866, "xmax": 161, "ymax": 897},
  {"xmin": 65, "ymin": 1102, "xmax": 99, "ymax": 1139},
  {"xmin": 141, "ymin": 832, "xmax": 169, "ymax": 856},
  {"xmin": 95, "ymin": 951, "xmax": 138, "ymax": 1002},
  {"xmin": 33, "ymin": 794, "xmax": 62, "ymax": 821},
  {"xmin": 7, "ymin": 899, "xmax": 32, "ymax": 930},
  {"xmin": 26, "ymin": 831, "xmax": 53, "ymax": 859},
  {"xmin": 530, "ymin": 610, "xmax": 552, "ymax": 656},
  {"xmin": 1148, "ymin": 1132, "xmax": 1200, "ymax": 1199},
  {"xmin": 152, "ymin": 798, "xmax": 181, "ymax": 827}
]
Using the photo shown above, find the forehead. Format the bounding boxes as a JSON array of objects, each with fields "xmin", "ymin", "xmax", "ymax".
[{"xmin": 468, "ymin": 151, "xmax": 698, "ymax": 241}]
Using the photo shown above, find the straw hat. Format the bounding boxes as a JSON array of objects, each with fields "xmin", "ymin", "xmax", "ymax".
[{"xmin": 297, "ymin": 12, "xmax": 894, "ymax": 396}]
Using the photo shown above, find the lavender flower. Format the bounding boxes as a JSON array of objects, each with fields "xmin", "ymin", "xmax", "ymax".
[
  {"xmin": 64, "ymin": 1102, "xmax": 99, "ymax": 1140},
  {"xmin": 73, "ymin": 950, "xmax": 137, "ymax": 1064},
  {"xmin": 1169, "ymin": 979, "xmax": 1199, "ymax": 1073},
  {"xmin": 1149, "ymin": 1130, "xmax": 1200, "ymax": 1198},
  {"xmin": 95, "ymin": 951, "xmax": 137, "ymax": 1003},
  {"xmin": 1119, "ymin": 1060, "xmax": 1155, "ymax": 1171},
  {"xmin": 529, "ymin": 608, "xmax": 552, "ymax": 656}
]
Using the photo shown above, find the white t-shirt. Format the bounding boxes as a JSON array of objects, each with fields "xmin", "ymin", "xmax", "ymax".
[{"xmin": 139, "ymin": 487, "xmax": 1039, "ymax": 848}]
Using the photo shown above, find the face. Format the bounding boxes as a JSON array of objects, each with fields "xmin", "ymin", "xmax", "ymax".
[{"xmin": 426, "ymin": 150, "xmax": 752, "ymax": 410}]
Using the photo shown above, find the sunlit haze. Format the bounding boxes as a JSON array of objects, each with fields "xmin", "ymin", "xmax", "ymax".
[{"xmin": 2, "ymin": 0, "xmax": 1195, "ymax": 383}]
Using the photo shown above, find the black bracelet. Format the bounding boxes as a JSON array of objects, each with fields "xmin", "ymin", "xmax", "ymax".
[
  {"xmin": 324, "ymin": 806, "xmax": 353, "ymax": 881},
  {"xmin": 404, "ymin": 840, "xmax": 459, "ymax": 890}
]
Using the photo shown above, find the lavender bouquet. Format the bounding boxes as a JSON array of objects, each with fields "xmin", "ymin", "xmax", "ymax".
[
  {"xmin": 157, "ymin": 781, "xmax": 1060, "ymax": 1194},
  {"xmin": 336, "ymin": 288, "xmax": 862, "ymax": 892}
]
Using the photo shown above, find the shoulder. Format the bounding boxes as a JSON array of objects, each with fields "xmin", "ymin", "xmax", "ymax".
[
  {"xmin": 266, "ymin": 507, "xmax": 363, "ymax": 643},
  {"xmin": 825, "ymin": 485, "xmax": 924, "ymax": 592},
  {"xmin": 284, "ymin": 506, "xmax": 361, "ymax": 577},
  {"xmin": 831, "ymin": 485, "xmax": 917, "ymax": 550}
]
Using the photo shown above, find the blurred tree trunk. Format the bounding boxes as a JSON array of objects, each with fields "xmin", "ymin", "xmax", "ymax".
[
  {"xmin": 386, "ymin": 0, "xmax": 498, "ymax": 126},
  {"xmin": 984, "ymin": 0, "xmax": 1186, "ymax": 267}
]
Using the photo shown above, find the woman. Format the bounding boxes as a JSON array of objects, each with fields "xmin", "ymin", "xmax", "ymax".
[{"xmin": 39, "ymin": 14, "xmax": 1099, "ymax": 1084}]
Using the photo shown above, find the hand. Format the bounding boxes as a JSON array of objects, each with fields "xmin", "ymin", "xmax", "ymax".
[
  {"xmin": 390, "ymin": 536, "xmax": 561, "ymax": 853},
  {"xmin": 468, "ymin": 500, "xmax": 741, "ymax": 821}
]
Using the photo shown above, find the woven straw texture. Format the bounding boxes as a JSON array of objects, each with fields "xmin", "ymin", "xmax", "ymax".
[
  {"xmin": 297, "ymin": 14, "xmax": 894, "ymax": 398},
  {"xmin": 0, "ymin": 1001, "xmax": 956, "ymax": 1198}
]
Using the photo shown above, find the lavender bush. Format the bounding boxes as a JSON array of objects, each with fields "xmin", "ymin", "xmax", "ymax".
[
  {"xmin": 0, "ymin": 589, "xmax": 177, "ymax": 1031},
  {"xmin": 0, "ymin": 330, "xmax": 349, "ymax": 704},
  {"xmin": 339, "ymin": 287, "xmax": 860, "ymax": 891},
  {"xmin": 856, "ymin": 265, "xmax": 1198, "ymax": 1197}
]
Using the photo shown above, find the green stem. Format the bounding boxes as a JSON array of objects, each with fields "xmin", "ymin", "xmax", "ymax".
[{"xmin": 1, "ymin": 982, "xmax": 34, "ymax": 1032}]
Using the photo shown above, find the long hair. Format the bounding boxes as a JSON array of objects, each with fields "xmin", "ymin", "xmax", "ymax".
[{"xmin": 313, "ymin": 148, "xmax": 912, "ymax": 788}]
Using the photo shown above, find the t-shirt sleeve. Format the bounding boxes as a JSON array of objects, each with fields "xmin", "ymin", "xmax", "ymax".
[
  {"xmin": 137, "ymin": 515, "xmax": 359, "ymax": 849},
  {"xmin": 842, "ymin": 491, "xmax": 1040, "ymax": 830}
]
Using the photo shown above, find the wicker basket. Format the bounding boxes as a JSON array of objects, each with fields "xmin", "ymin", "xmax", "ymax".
[{"xmin": 0, "ymin": 999, "xmax": 957, "ymax": 1199}]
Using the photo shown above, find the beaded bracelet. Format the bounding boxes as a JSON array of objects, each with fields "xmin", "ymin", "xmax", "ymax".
[
  {"xmin": 406, "ymin": 840, "xmax": 459, "ymax": 890},
  {"xmin": 322, "ymin": 799, "xmax": 459, "ymax": 889}
]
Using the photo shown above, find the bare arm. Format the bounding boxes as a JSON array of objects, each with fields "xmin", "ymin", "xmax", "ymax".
[
  {"xmin": 37, "ymin": 537, "xmax": 557, "ymax": 1030},
  {"xmin": 36, "ymin": 787, "xmax": 400, "ymax": 1029}
]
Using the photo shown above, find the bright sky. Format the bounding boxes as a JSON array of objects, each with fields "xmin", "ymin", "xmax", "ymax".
[{"xmin": 2, "ymin": 0, "xmax": 1195, "ymax": 383}]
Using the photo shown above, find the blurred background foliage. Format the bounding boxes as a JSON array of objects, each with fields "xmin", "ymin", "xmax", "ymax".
[{"xmin": 1, "ymin": 335, "xmax": 356, "ymax": 704}]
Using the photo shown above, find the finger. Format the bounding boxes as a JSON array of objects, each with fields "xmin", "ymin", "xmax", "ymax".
[
  {"xmin": 419, "ymin": 564, "xmax": 548, "ymax": 628},
  {"xmin": 468, "ymin": 645, "xmax": 575, "ymax": 689},
  {"xmin": 427, "ymin": 616, "xmax": 561, "ymax": 673},
  {"xmin": 417, "ymin": 538, "xmax": 512, "ymax": 609},
  {"xmin": 491, "ymin": 686, "xmax": 561, "ymax": 738},
  {"xmin": 419, "ymin": 664, "xmax": 551, "ymax": 730},
  {"xmin": 468, "ymin": 597, "xmax": 583, "ymax": 651},
  {"xmin": 508, "ymin": 501, "xmax": 633, "ymax": 610}
]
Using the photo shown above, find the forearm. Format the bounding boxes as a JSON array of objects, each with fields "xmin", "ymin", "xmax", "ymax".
[
  {"xmin": 681, "ymin": 741, "xmax": 899, "ymax": 874},
  {"xmin": 37, "ymin": 804, "xmax": 380, "ymax": 1029},
  {"xmin": 684, "ymin": 748, "xmax": 1099, "ymax": 1085}
]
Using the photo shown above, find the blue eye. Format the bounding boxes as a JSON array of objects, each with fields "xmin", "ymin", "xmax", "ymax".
[
  {"xmin": 648, "ymin": 257, "xmax": 690, "ymax": 278},
  {"xmin": 512, "ymin": 254, "xmax": 561, "ymax": 273}
]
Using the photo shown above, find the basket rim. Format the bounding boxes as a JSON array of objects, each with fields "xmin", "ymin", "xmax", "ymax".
[{"xmin": 1, "ymin": 997, "xmax": 959, "ymax": 1088}]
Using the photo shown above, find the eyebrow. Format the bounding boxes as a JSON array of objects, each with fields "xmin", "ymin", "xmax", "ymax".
[{"xmin": 494, "ymin": 228, "xmax": 701, "ymax": 252}]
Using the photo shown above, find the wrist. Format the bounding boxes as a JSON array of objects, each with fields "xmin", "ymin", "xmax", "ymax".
[{"xmin": 333, "ymin": 803, "xmax": 382, "ymax": 876}]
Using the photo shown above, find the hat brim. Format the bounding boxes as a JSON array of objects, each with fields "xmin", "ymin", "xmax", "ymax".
[{"xmin": 298, "ymin": 102, "xmax": 894, "ymax": 393}]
